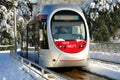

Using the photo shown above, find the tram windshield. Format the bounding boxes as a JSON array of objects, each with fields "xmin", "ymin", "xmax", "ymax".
[
  {"xmin": 52, "ymin": 21, "xmax": 86, "ymax": 41},
  {"xmin": 51, "ymin": 10, "xmax": 86, "ymax": 41}
]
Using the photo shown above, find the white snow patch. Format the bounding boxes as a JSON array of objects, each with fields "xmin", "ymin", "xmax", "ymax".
[
  {"xmin": 90, "ymin": 51, "xmax": 120, "ymax": 63},
  {"xmin": 84, "ymin": 60, "xmax": 120, "ymax": 80},
  {"xmin": 0, "ymin": 51, "xmax": 39, "ymax": 80},
  {"xmin": 82, "ymin": 51, "xmax": 120, "ymax": 80}
]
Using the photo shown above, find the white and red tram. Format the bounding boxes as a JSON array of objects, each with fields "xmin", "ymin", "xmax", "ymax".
[{"xmin": 21, "ymin": 4, "xmax": 90, "ymax": 67}]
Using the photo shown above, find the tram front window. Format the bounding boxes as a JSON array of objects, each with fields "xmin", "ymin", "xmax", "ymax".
[{"xmin": 52, "ymin": 22, "xmax": 86, "ymax": 41}]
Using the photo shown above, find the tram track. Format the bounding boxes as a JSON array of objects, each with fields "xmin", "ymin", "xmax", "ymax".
[
  {"xmin": 49, "ymin": 58, "xmax": 119, "ymax": 80},
  {"xmin": 47, "ymin": 58, "xmax": 120, "ymax": 80},
  {"xmin": 49, "ymin": 67, "xmax": 109, "ymax": 80}
]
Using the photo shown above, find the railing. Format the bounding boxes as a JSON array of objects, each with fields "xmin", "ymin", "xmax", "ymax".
[
  {"xmin": 10, "ymin": 50, "xmax": 71, "ymax": 80},
  {"xmin": 0, "ymin": 45, "xmax": 14, "ymax": 50},
  {"xmin": 90, "ymin": 43, "xmax": 120, "ymax": 53}
]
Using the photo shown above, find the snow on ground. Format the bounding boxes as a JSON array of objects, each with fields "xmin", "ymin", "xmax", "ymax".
[
  {"xmin": 0, "ymin": 50, "xmax": 120, "ymax": 80},
  {"xmin": 85, "ymin": 59, "xmax": 120, "ymax": 80},
  {"xmin": 83, "ymin": 51, "xmax": 120, "ymax": 80},
  {"xmin": 90, "ymin": 51, "xmax": 120, "ymax": 63},
  {"xmin": 0, "ymin": 51, "xmax": 39, "ymax": 80}
]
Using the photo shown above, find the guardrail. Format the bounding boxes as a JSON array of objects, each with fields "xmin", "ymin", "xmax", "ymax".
[
  {"xmin": 0, "ymin": 45, "xmax": 14, "ymax": 47},
  {"xmin": 0, "ymin": 45, "xmax": 14, "ymax": 50},
  {"xmin": 10, "ymin": 50, "xmax": 71, "ymax": 80}
]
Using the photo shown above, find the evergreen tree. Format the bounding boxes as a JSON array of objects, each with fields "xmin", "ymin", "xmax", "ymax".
[
  {"xmin": 84, "ymin": 1, "xmax": 120, "ymax": 42},
  {"xmin": 92, "ymin": 14, "xmax": 110, "ymax": 42},
  {"xmin": 0, "ymin": 0, "xmax": 32, "ymax": 45}
]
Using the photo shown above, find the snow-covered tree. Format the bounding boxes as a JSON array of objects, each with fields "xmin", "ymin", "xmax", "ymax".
[
  {"xmin": 0, "ymin": 5, "xmax": 13, "ymax": 45},
  {"xmin": 83, "ymin": 0, "xmax": 120, "ymax": 42},
  {"xmin": 0, "ymin": 0, "xmax": 32, "ymax": 45}
]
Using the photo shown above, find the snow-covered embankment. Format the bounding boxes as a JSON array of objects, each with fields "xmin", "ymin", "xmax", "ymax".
[{"xmin": 84, "ymin": 51, "xmax": 120, "ymax": 80}]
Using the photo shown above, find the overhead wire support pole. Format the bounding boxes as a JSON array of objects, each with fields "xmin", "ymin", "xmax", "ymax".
[{"xmin": 14, "ymin": 1, "xmax": 18, "ymax": 53}]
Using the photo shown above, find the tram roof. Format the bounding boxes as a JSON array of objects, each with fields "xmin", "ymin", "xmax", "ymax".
[
  {"xmin": 39, "ymin": 4, "xmax": 83, "ymax": 15},
  {"xmin": 27, "ymin": 4, "xmax": 84, "ymax": 26}
]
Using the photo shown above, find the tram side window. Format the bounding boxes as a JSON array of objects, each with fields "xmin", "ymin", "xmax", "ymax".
[
  {"xmin": 39, "ymin": 20, "xmax": 49, "ymax": 49},
  {"xmin": 27, "ymin": 24, "xmax": 39, "ymax": 47}
]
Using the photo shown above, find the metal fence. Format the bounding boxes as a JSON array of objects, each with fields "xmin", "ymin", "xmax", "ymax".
[
  {"xmin": 10, "ymin": 50, "xmax": 71, "ymax": 80},
  {"xmin": 0, "ymin": 45, "xmax": 14, "ymax": 50},
  {"xmin": 90, "ymin": 43, "xmax": 120, "ymax": 53}
]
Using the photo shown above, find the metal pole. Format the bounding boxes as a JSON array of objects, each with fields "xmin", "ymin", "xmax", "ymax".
[
  {"xmin": 14, "ymin": 1, "xmax": 17, "ymax": 53},
  {"xmin": 26, "ymin": 25, "xmax": 28, "ymax": 59}
]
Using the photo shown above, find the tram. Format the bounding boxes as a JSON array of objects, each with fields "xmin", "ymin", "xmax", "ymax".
[{"xmin": 21, "ymin": 4, "xmax": 90, "ymax": 67}]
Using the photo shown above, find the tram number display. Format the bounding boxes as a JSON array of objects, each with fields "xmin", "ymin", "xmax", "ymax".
[{"xmin": 54, "ymin": 15, "xmax": 79, "ymax": 20}]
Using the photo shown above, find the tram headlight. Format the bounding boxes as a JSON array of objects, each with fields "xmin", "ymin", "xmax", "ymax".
[
  {"xmin": 59, "ymin": 45, "xmax": 66, "ymax": 49},
  {"xmin": 59, "ymin": 45, "xmax": 62, "ymax": 48},
  {"xmin": 78, "ymin": 42, "xmax": 86, "ymax": 48},
  {"xmin": 78, "ymin": 45, "xmax": 84, "ymax": 48},
  {"xmin": 60, "ymin": 45, "xmax": 66, "ymax": 49}
]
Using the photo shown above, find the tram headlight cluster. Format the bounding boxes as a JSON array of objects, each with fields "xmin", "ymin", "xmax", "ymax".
[
  {"xmin": 55, "ymin": 41, "xmax": 86, "ymax": 49},
  {"xmin": 78, "ymin": 42, "xmax": 86, "ymax": 48},
  {"xmin": 78, "ymin": 45, "xmax": 83, "ymax": 48},
  {"xmin": 55, "ymin": 42, "xmax": 66, "ymax": 49},
  {"xmin": 59, "ymin": 45, "xmax": 66, "ymax": 49}
]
